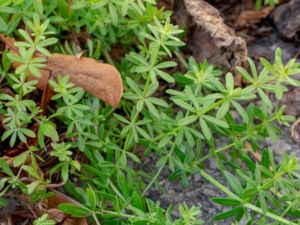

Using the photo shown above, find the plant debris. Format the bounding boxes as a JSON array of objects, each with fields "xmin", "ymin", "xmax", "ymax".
[{"xmin": 183, "ymin": 0, "xmax": 248, "ymax": 68}]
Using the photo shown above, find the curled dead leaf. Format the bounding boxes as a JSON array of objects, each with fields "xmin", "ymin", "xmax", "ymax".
[{"xmin": 0, "ymin": 34, "xmax": 123, "ymax": 108}]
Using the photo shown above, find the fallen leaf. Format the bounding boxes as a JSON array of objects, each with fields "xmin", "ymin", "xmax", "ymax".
[
  {"xmin": 47, "ymin": 189, "xmax": 80, "ymax": 208},
  {"xmin": 47, "ymin": 189, "xmax": 88, "ymax": 225},
  {"xmin": 0, "ymin": 34, "xmax": 123, "ymax": 108}
]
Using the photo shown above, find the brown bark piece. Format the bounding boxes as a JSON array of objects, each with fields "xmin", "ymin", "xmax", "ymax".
[{"xmin": 183, "ymin": 0, "xmax": 248, "ymax": 68}]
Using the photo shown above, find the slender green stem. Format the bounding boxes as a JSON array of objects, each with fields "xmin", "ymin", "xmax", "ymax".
[
  {"xmin": 142, "ymin": 143, "xmax": 175, "ymax": 196},
  {"xmin": 197, "ymin": 168, "xmax": 238, "ymax": 198},
  {"xmin": 92, "ymin": 213, "xmax": 101, "ymax": 225},
  {"xmin": 196, "ymin": 168, "xmax": 297, "ymax": 225},
  {"xmin": 244, "ymin": 203, "xmax": 297, "ymax": 225},
  {"xmin": 108, "ymin": 179, "xmax": 126, "ymax": 202},
  {"xmin": 120, "ymin": 42, "xmax": 161, "ymax": 160}
]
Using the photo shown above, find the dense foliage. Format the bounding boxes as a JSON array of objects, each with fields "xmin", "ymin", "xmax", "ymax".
[{"xmin": 0, "ymin": 1, "xmax": 299, "ymax": 224}]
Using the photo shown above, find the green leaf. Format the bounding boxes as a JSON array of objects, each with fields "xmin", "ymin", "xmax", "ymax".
[
  {"xmin": 86, "ymin": 187, "xmax": 97, "ymax": 210},
  {"xmin": 18, "ymin": 29, "xmax": 33, "ymax": 44},
  {"xmin": 211, "ymin": 198, "xmax": 241, "ymax": 206},
  {"xmin": 127, "ymin": 152, "xmax": 141, "ymax": 164},
  {"xmin": 0, "ymin": 17, "xmax": 8, "ymax": 32},
  {"xmin": 216, "ymin": 100, "xmax": 230, "ymax": 119},
  {"xmin": 173, "ymin": 99, "xmax": 195, "ymax": 112},
  {"xmin": 126, "ymin": 77, "xmax": 142, "ymax": 96},
  {"xmin": 131, "ymin": 190, "xmax": 145, "ymax": 211},
  {"xmin": 213, "ymin": 207, "xmax": 242, "ymax": 221},
  {"xmin": 261, "ymin": 149, "xmax": 270, "ymax": 169},
  {"xmin": 199, "ymin": 118, "xmax": 211, "ymax": 140},
  {"xmin": 260, "ymin": 58, "xmax": 276, "ymax": 75},
  {"xmin": 13, "ymin": 151, "xmax": 30, "ymax": 167},
  {"xmin": 145, "ymin": 100, "xmax": 159, "ymax": 118},
  {"xmin": 236, "ymin": 66, "xmax": 253, "ymax": 83},
  {"xmin": 231, "ymin": 100, "xmax": 249, "ymax": 123},
  {"xmin": 225, "ymin": 73, "xmax": 234, "ymax": 91},
  {"xmin": 203, "ymin": 115, "xmax": 228, "ymax": 128},
  {"xmin": 224, "ymin": 171, "xmax": 243, "ymax": 196},
  {"xmin": 40, "ymin": 121, "xmax": 59, "ymax": 142},
  {"xmin": 20, "ymin": 128, "xmax": 36, "ymax": 138},
  {"xmin": 114, "ymin": 114, "xmax": 129, "ymax": 124},
  {"xmin": 27, "ymin": 180, "xmax": 40, "ymax": 194},
  {"xmin": 155, "ymin": 61, "xmax": 177, "ymax": 69},
  {"xmin": 117, "ymin": 172, "xmax": 130, "ymax": 197},
  {"xmin": 178, "ymin": 115, "xmax": 198, "ymax": 126},
  {"xmin": 257, "ymin": 88, "xmax": 272, "ymax": 109},
  {"xmin": 58, "ymin": 203, "xmax": 91, "ymax": 217},
  {"xmin": 0, "ymin": 159, "xmax": 14, "ymax": 177},
  {"xmin": 0, "ymin": 6, "xmax": 19, "ymax": 14},
  {"xmin": 70, "ymin": 1, "xmax": 86, "ymax": 9},
  {"xmin": 109, "ymin": 3, "xmax": 118, "ymax": 25},
  {"xmin": 259, "ymin": 192, "xmax": 268, "ymax": 213},
  {"xmin": 156, "ymin": 69, "xmax": 175, "ymax": 83},
  {"xmin": 157, "ymin": 135, "xmax": 172, "ymax": 148}
]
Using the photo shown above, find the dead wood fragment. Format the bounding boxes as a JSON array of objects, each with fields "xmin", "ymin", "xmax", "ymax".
[
  {"xmin": 183, "ymin": 0, "xmax": 248, "ymax": 68},
  {"xmin": 273, "ymin": 0, "xmax": 300, "ymax": 39},
  {"xmin": 0, "ymin": 34, "xmax": 123, "ymax": 108}
]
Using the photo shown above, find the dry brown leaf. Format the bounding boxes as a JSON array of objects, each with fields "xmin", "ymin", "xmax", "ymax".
[
  {"xmin": 47, "ymin": 190, "xmax": 88, "ymax": 225},
  {"xmin": 47, "ymin": 189, "xmax": 80, "ymax": 208},
  {"xmin": 47, "ymin": 208, "xmax": 65, "ymax": 223},
  {"xmin": 0, "ymin": 34, "xmax": 123, "ymax": 108},
  {"xmin": 183, "ymin": 0, "xmax": 248, "ymax": 68}
]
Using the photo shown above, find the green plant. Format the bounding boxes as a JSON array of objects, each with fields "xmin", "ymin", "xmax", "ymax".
[
  {"xmin": 256, "ymin": 0, "xmax": 279, "ymax": 10},
  {"xmin": 0, "ymin": 1, "xmax": 299, "ymax": 225},
  {"xmin": 33, "ymin": 214, "xmax": 55, "ymax": 225}
]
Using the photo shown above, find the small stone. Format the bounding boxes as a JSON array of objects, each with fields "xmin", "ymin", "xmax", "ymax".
[
  {"xmin": 266, "ymin": 138, "xmax": 292, "ymax": 155},
  {"xmin": 194, "ymin": 174, "xmax": 201, "ymax": 182}
]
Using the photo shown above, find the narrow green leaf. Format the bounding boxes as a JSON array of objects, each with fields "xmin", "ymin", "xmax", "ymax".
[
  {"xmin": 213, "ymin": 207, "xmax": 242, "ymax": 221},
  {"xmin": 224, "ymin": 171, "xmax": 243, "ymax": 196},
  {"xmin": 58, "ymin": 203, "xmax": 91, "ymax": 217},
  {"xmin": 199, "ymin": 118, "xmax": 211, "ymax": 140},
  {"xmin": 203, "ymin": 115, "xmax": 228, "ymax": 128},
  {"xmin": 211, "ymin": 198, "xmax": 241, "ymax": 206}
]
